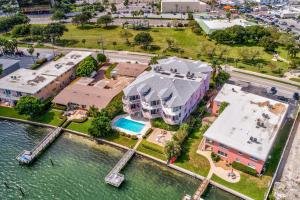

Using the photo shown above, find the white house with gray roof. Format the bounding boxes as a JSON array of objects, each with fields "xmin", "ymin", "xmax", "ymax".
[{"xmin": 122, "ymin": 57, "xmax": 212, "ymax": 125}]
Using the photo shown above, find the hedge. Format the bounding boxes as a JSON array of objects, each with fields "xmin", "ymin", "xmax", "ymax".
[
  {"xmin": 52, "ymin": 104, "xmax": 67, "ymax": 111},
  {"xmin": 142, "ymin": 128, "xmax": 153, "ymax": 139},
  {"xmin": 151, "ymin": 118, "xmax": 179, "ymax": 131},
  {"xmin": 141, "ymin": 143, "xmax": 164, "ymax": 154},
  {"xmin": 232, "ymin": 161, "xmax": 257, "ymax": 176},
  {"xmin": 71, "ymin": 117, "xmax": 88, "ymax": 123}
]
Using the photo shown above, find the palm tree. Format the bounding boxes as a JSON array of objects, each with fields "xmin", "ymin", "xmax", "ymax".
[
  {"xmin": 88, "ymin": 105, "xmax": 99, "ymax": 118},
  {"xmin": 164, "ymin": 140, "xmax": 181, "ymax": 162},
  {"xmin": 211, "ymin": 59, "xmax": 219, "ymax": 79}
]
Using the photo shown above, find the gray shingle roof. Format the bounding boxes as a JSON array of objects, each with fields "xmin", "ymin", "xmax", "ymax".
[{"xmin": 123, "ymin": 57, "xmax": 211, "ymax": 107}]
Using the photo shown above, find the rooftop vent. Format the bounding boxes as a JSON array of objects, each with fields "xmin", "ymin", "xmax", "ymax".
[{"xmin": 262, "ymin": 113, "xmax": 270, "ymax": 119}]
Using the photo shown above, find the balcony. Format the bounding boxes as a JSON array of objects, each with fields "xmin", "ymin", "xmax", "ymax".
[
  {"xmin": 122, "ymin": 96, "xmax": 140, "ymax": 104},
  {"xmin": 141, "ymin": 101, "xmax": 161, "ymax": 109},
  {"xmin": 123, "ymin": 105, "xmax": 141, "ymax": 113}
]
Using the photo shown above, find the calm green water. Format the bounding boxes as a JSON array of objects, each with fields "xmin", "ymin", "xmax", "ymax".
[{"xmin": 0, "ymin": 120, "xmax": 240, "ymax": 200}]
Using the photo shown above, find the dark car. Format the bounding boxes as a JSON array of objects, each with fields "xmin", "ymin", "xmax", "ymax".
[{"xmin": 277, "ymin": 96, "xmax": 289, "ymax": 102}]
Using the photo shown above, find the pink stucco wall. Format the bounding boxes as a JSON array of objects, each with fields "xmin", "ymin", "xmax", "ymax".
[{"xmin": 205, "ymin": 140, "xmax": 264, "ymax": 173}]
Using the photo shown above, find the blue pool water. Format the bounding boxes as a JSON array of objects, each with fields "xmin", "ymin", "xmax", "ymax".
[{"xmin": 114, "ymin": 118, "xmax": 145, "ymax": 134}]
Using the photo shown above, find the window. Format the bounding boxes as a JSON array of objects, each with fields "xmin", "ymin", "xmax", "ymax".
[
  {"xmin": 172, "ymin": 106, "xmax": 181, "ymax": 112},
  {"xmin": 250, "ymin": 157, "xmax": 259, "ymax": 162},
  {"xmin": 217, "ymin": 151, "xmax": 227, "ymax": 157},
  {"xmin": 172, "ymin": 115, "xmax": 179, "ymax": 121},
  {"xmin": 16, "ymin": 92, "xmax": 22, "ymax": 97},
  {"xmin": 151, "ymin": 109, "xmax": 159, "ymax": 115},
  {"xmin": 129, "ymin": 95, "xmax": 139, "ymax": 101},
  {"xmin": 150, "ymin": 100, "xmax": 160, "ymax": 106},
  {"xmin": 219, "ymin": 143, "xmax": 229, "ymax": 150},
  {"xmin": 247, "ymin": 163, "xmax": 256, "ymax": 169}
]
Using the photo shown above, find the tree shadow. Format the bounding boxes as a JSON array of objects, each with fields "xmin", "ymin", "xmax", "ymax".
[{"xmin": 101, "ymin": 25, "xmax": 119, "ymax": 30}]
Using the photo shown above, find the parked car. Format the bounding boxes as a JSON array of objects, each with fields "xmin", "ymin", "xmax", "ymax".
[{"xmin": 277, "ymin": 96, "xmax": 289, "ymax": 102}]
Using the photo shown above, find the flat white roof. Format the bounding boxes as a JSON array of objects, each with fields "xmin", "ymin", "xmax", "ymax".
[
  {"xmin": 204, "ymin": 84, "xmax": 288, "ymax": 161},
  {"xmin": 202, "ymin": 18, "xmax": 254, "ymax": 30},
  {"xmin": 0, "ymin": 51, "xmax": 92, "ymax": 94}
]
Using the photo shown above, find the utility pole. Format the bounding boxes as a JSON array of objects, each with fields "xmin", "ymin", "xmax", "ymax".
[{"xmin": 98, "ymin": 34, "xmax": 105, "ymax": 55}]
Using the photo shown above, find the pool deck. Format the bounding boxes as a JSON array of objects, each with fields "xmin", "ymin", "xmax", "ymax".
[{"xmin": 112, "ymin": 115, "xmax": 151, "ymax": 137}]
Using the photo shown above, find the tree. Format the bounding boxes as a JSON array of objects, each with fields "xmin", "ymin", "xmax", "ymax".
[
  {"xmin": 226, "ymin": 11, "xmax": 231, "ymax": 22},
  {"xmin": 88, "ymin": 113, "xmax": 113, "ymax": 137},
  {"xmin": 88, "ymin": 105, "xmax": 99, "ymax": 118},
  {"xmin": 211, "ymin": 59, "xmax": 219, "ymax": 79},
  {"xmin": 286, "ymin": 44, "xmax": 299, "ymax": 58},
  {"xmin": 111, "ymin": 3, "xmax": 117, "ymax": 13},
  {"xmin": 51, "ymin": 9, "xmax": 66, "ymax": 21},
  {"xmin": 259, "ymin": 36, "xmax": 278, "ymax": 52},
  {"xmin": 124, "ymin": 0, "xmax": 129, "ymax": 6},
  {"xmin": 134, "ymin": 32, "xmax": 153, "ymax": 46},
  {"xmin": 81, "ymin": 39, "xmax": 86, "ymax": 47},
  {"xmin": 0, "ymin": 64, "xmax": 3, "ymax": 75},
  {"xmin": 97, "ymin": 14, "xmax": 113, "ymax": 28},
  {"xmin": 15, "ymin": 96, "xmax": 44, "ymax": 117},
  {"xmin": 164, "ymin": 140, "xmax": 181, "ymax": 161},
  {"xmin": 112, "ymin": 41, "xmax": 117, "ymax": 49},
  {"xmin": 43, "ymin": 23, "xmax": 68, "ymax": 43},
  {"xmin": 72, "ymin": 11, "xmax": 93, "ymax": 27},
  {"xmin": 27, "ymin": 46, "xmax": 35, "ymax": 62},
  {"xmin": 11, "ymin": 24, "xmax": 31, "ymax": 37},
  {"xmin": 76, "ymin": 56, "xmax": 98, "ymax": 77},
  {"xmin": 214, "ymin": 70, "xmax": 230, "ymax": 86},
  {"xmin": 97, "ymin": 53, "xmax": 107, "ymax": 63}
]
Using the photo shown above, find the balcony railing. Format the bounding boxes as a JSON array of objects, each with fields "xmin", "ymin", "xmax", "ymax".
[{"xmin": 122, "ymin": 96, "xmax": 140, "ymax": 104}]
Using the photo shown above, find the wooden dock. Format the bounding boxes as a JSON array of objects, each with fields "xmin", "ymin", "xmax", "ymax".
[
  {"xmin": 193, "ymin": 178, "xmax": 210, "ymax": 200},
  {"xmin": 105, "ymin": 149, "xmax": 135, "ymax": 187},
  {"xmin": 16, "ymin": 127, "xmax": 62, "ymax": 165}
]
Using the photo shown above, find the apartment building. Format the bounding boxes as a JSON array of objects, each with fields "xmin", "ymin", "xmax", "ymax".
[
  {"xmin": 122, "ymin": 57, "xmax": 212, "ymax": 125},
  {"xmin": 203, "ymin": 84, "xmax": 289, "ymax": 173},
  {"xmin": 0, "ymin": 51, "xmax": 91, "ymax": 106}
]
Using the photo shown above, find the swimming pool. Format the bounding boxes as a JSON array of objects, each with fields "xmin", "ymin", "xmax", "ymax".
[{"xmin": 113, "ymin": 118, "xmax": 146, "ymax": 134}]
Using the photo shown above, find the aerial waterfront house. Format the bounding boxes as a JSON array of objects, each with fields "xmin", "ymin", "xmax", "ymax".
[
  {"xmin": 203, "ymin": 84, "xmax": 289, "ymax": 173},
  {"xmin": 0, "ymin": 51, "xmax": 91, "ymax": 106},
  {"xmin": 122, "ymin": 57, "xmax": 212, "ymax": 125},
  {"xmin": 161, "ymin": 0, "xmax": 209, "ymax": 13}
]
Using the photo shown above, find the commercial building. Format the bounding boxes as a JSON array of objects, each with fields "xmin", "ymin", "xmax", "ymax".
[
  {"xmin": 161, "ymin": 0, "xmax": 209, "ymax": 13},
  {"xmin": 0, "ymin": 59, "xmax": 20, "ymax": 78},
  {"xmin": 122, "ymin": 57, "xmax": 212, "ymax": 125},
  {"xmin": 203, "ymin": 84, "xmax": 288, "ymax": 173},
  {"xmin": 195, "ymin": 18, "xmax": 255, "ymax": 34},
  {"xmin": 0, "ymin": 51, "xmax": 91, "ymax": 106}
]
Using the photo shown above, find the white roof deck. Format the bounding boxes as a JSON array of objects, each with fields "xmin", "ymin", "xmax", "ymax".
[
  {"xmin": 202, "ymin": 18, "xmax": 254, "ymax": 30},
  {"xmin": 0, "ymin": 51, "xmax": 91, "ymax": 94},
  {"xmin": 204, "ymin": 84, "xmax": 288, "ymax": 161}
]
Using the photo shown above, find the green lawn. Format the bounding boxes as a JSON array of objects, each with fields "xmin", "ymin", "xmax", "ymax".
[
  {"xmin": 66, "ymin": 119, "xmax": 137, "ymax": 148},
  {"xmin": 0, "ymin": 107, "xmax": 63, "ymax": 126},
  {"xmin": 56, "ymin": 24, "xmax": 299, "ymax": 77},
  {"xmin": 290, "ymin": 77, "xmax": 300, "ymax": 83},
  {"xmin": 211, "ymin": 174, "xmax": 270, "ymax": 200},
  {"xmin": 174, "ymin": 128, "xmax": 210, "ymax": 177},
  {"xmin": 106, "ymin": 134, "xmax": 138, "ymax": 148},
  {"xmin": 137, "ymin": 139, "xmax": 167, "ymax": 161},
  {"xmin": 66, "ymin": 119, "xmax": 93, "ymax": 134}
]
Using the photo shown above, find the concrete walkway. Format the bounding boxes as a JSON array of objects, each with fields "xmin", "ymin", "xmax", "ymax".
[{"xmin": 196, "ymin": 150, "xmax": 241, "ymax": 183}]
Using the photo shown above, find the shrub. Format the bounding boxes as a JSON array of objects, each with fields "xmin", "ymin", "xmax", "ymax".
[
  {"xmin": 142, "ymin": 143, "xmax": 164, "ymax": 154},
  {"xmin": 76, "ymin": 56, "xmax": 98, "ymax": 77},
  {"xmin": 72, "ymin": 117, "xmax": 88, "ymax": 123},
  {"xmin": 31, "ymin": 64, "xmax": 40, "ymax": 70},
  {"xmin": 211, "ymin": 152, "xmax": 221, "ymax": 162},
  {"xmin": 218, "ymin": 102, "xmax": 229, "ymax": 114},
  {"xmin": 131, "ymin": 135, "xmax": 138, "ymax": 140},
  {"xmin": 52, "ymin": 104, "xmax": 67, "ymax": 111},
  {"xmin": 97, "ymin": 53, "xmax": 107, "ymax": 63},
  {"xmin": 151, "ymin": 118, "xmax": 179, "ymax": 131},
  {"xmin": 142, "ymin": 128, "xmax": 153, "ymax": 139},
  {"xmin": 11, "ymin": 24, "xmax": 31, "ymax": 37},
  {"xmin": 36, "ymin": 57, "xmax": 47, "ymax": 65},
  {"xmin": 173, "ymin": 123, "xmax": 189, "ymax": 145},
  {"xmin": 61, "ymin": 120, "xmax": 71, "ymax": 128},
  {"xmin": 232, "ymin": 161, "xmax": 257, "ymax": 176}
]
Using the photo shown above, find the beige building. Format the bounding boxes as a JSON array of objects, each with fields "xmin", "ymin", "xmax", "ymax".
[
  {"xmin": 161, "ymin": 0, "xmax": 208, "ymax": 13},
  {"xmin": 0, "ymin": 51, "xmax": 92, "ymax": 106}
]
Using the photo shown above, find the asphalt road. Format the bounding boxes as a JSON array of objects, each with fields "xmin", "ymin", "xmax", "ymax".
[{"xmin": 229, "ymin": 71, "xmax": 300, "ymax": 95}]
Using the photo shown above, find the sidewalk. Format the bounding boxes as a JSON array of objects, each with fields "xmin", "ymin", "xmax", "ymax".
[{"xmin": 223, "ymin": 65, "xmax": 300, "ymax": 87}]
